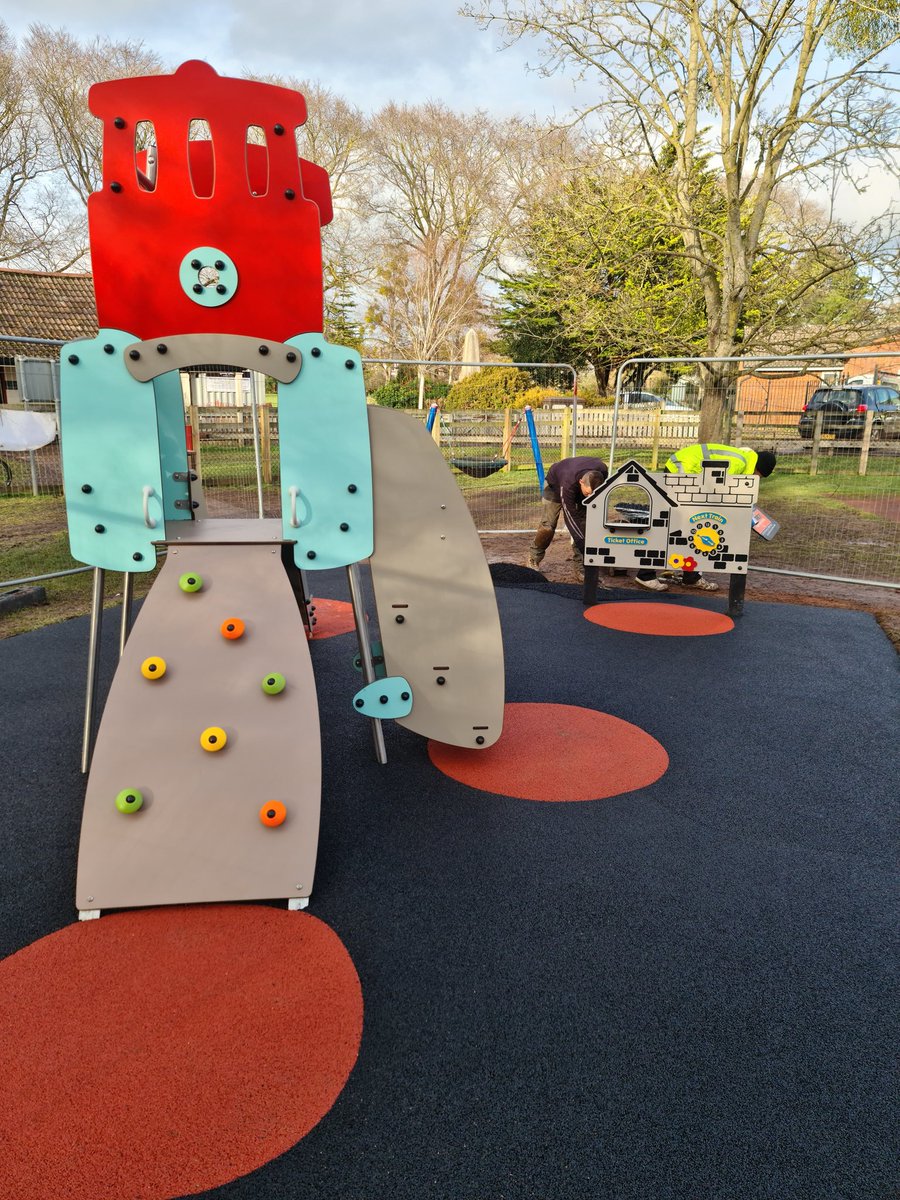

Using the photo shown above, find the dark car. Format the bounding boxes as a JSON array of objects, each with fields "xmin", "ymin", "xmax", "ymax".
[{"xmin": 798, "ymin": 386, "xmax": 900, "ymax": 440}]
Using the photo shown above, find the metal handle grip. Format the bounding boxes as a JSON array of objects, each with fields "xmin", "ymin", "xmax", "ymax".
[{"xmin": 142, "ymin": 485, "xmax": 157, "ymax": 529}]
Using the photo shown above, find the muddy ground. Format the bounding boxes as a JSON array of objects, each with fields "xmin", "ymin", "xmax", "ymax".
[{"xmin": 479, "ymin": 532, "xmax": 900, "ymax": 651}]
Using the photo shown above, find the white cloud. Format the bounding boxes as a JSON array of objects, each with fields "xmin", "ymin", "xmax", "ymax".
[
  {"xmin": 1, "ymin": 2, "xmax": 893, "ymax": 221},
  {"xmin": 0, "ymin": 0, "xmax": 574, "ymax": 118}
]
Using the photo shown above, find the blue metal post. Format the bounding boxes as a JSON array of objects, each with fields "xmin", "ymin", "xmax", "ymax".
[
  {"xmin": 425, "ymin": 402, "xmax": 439, "ymax": 433},
  {"xmin": 524, "ymin": 406, "xmax": 545, "ymax": 492}
]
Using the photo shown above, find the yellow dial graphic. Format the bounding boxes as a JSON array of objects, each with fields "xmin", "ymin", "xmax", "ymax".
[{"xmin": 692, "ymin": 525, "xmax": 721, "ymax": 553}]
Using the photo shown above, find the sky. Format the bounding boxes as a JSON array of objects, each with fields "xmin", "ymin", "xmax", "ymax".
[
  {"xmin": 1, "ymin": 2, "xmax": 895, "ymax": 226},
  {"xmin": 1, "ymin": 0, "xmax": 579, "ymax": 120}
]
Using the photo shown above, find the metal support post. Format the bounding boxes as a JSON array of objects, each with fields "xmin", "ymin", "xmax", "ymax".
[
  {"xmin": 119, "ymin": 571, "xmax": 134, "ymax": 658},
  {"xmin": 582, "ymin": 565, "xmax": 601, "ymax": 607},
  {"xmin": 81, "ymin": 567, "xmax": 106, "ymax": 774},
  {"xmin": 250, "ymin": 371, "xmax": 265, "ymax": 519},
  {"xmin": 728, "ymin": 574, "xmax": 746, "ymax": 619},
  {"xmin": 346, "ymin": 562, "xmax": 387, "ymax": 764}
]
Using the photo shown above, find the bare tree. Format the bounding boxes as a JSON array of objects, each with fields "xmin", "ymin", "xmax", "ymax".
[
  {"xmin": 465, "ymin": 0, "xmax": 900, "ymax": 437},
  {"xmin": 247, "ymin": 72, "xmax": 374, "ymax": 340},
  {"xmin": 24, "ymin": 24, "xmax": 163, "ymax": 204},
  {"xmin": 0, "ymin": 22, "xmax": 86, "ymax": 267},
  {"xmin": 364, "ymin": 101, "xmax": 544, "ymax": 363}
]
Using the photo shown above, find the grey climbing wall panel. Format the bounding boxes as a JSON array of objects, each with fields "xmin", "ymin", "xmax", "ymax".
[
  {"xmin": 367, "ymin": 406, "xmax": 505, "ymax": 748},
  {"xmin": 76, "ymin": 540, "xmax": 320, "ymax": 911}
]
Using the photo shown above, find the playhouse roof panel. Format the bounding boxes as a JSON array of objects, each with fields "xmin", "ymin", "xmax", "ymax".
[{"xmin": 0, "ymin": 268, "xmax": 98, "ymax": 358}]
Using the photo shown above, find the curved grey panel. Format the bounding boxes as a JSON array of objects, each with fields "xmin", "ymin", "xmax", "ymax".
[
  {"xmin": 76, "ymin": 542, "xmax": 321, "ymax": 910},
  {"xmin": 123, "ymin": 333, "xmax": 302, "ymax": 382},
  {"xmin": 367, "ymin": 406, "xmax": 505, "ymax": 748}
]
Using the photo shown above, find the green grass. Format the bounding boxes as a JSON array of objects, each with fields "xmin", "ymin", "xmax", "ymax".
[
  {"xmin": 2, "ymin": 442, "xmax": 898, "ymax": 636},
  {"xmin": 199, "ymin": 444, "xmax": 279, "ymax": 485},
  {"xmin": 764, "ymin": 455, "xmax": 900, "ymax": 505},
  {"xmin": 0, "ymin": 496, "xmax": 159, "ymax": 638}
]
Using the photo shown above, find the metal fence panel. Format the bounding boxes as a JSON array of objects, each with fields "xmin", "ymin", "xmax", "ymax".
[{"xmin": 3, "ymin": 348, "xmax": 899, "ymax": 589}]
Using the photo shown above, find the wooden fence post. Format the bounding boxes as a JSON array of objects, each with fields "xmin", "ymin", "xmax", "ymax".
[
  {"xmin": 561, "ymin": 405, "xmax": 571, "ymax": 459},
  {"xmin": 259, "ymin": 402, "xmax": 272, "ymax": 484},
  {"xmin": 502, "ymin": 407, "xmax": 512, "ymax": 472},
  {"xmin": 650, "ymin": 407, "xmax": 662, "ymax": 470}
]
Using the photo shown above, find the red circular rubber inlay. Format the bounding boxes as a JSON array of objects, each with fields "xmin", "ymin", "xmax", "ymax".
[
  {"xmin": 0, "ymin": 905, "xmax": 363, "ymax": 1199},
  {"xmin": 309, "ymin": 597, "xmax": 355, "ymax": 639},
  {"xmin": 584, "ymin": 602, "xmax": 734, "ymax": 637},
  {"xmin": 428, "ymin": 702, "xmax": 668, "ymax": 801}
]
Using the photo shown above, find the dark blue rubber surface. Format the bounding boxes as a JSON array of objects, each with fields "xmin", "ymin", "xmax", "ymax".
[{"xmin": 1, "ymin": 574, "xmax": 897, "ymax": 1200}]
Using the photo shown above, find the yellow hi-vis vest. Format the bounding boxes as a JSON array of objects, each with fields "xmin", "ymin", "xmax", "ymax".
[{"xmin": 665, "ymin": 443, "xmax": 758, "ymax": 476}]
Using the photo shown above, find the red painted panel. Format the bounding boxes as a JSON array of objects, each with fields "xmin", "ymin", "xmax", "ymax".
[
  {"xmin": 136, "ymin": 143, "xmax": 333, "ymax": 226},
  {"xmin": 88, "ymin": 60, "xmax": 330, "ymax": 340}
]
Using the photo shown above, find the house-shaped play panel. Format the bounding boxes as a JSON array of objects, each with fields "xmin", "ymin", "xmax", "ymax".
[{"xmin": 583, "ymin": 458, "xmax": 758, "ymax": 578}]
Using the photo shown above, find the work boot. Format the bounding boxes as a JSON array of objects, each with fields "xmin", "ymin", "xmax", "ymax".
[
  {"xmin": 526, "ymin": 552, "xmax": 543, "ymax": 571},
  {"xmin": 635, "ymin": 576, "xmax": 668, "ymax": 592},
  {"xmin": 682, "ymin": 576, "xmax": 719, "ymax": 592}
]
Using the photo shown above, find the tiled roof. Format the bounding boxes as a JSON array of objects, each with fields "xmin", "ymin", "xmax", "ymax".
[{"xmin": 0, "ymin": 268, "xmax": 97, "ymax": 359}]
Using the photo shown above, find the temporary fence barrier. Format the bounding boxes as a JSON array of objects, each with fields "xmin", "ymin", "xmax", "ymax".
[
  {"xmin": 602, "ymin": 354, "xmax": 900, "ymax": 589},
  {"xmin": 3, "ymin": 343, "xmax": 899, "ymax": 590}
]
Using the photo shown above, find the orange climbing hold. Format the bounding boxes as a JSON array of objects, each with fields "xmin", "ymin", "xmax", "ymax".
[
  {"xmin": 260, "ymin": 802, "xmax": 287, "ymax": 827},
  {"xmin": 220, "ymin": 618, "xmax": 245, "ymax": 640}
]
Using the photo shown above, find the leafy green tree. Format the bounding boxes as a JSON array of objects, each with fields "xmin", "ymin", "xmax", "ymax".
[
  {"xmin": 324, "ymin": 281, "xmax": 365, "ymax": 351},
  {"xmin": 467, "ymin": 0, "xmax": 900, "ymax": 438},
  {"xmin": 495, "ymin": 167, "xmax": 709, "ymax": 392}
]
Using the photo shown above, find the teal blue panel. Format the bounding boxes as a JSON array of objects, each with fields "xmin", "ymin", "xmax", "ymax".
[
  {"xmin": 352, "ymin": 676, "xmax": 413, "ymax": 719},
  {"xmin": 154, "ymin": 371, "xmax": 192, "ymax": 523},
  {"xmin": 351, "ymin": 640, "xmax": 384, "ymax": 677},
  {"xmin": 61, "ymin": 331, "xmax": 165, "ymax": 573},
  {"xmin": 178, "ymin": 246, "xmax": 238, "ymax": 307},
  {"xmin": 279, "ymin": 335, "xmax": 373, "ymax": 570}
]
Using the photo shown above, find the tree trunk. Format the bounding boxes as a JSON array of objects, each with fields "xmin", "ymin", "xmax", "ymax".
[
  {"xmin": 592, "ymin": 359, "xmax": 611, "ymax": 394},
  {"xmin": 697, "ymin": 358, "xmax": 736, "ymax": 443}
]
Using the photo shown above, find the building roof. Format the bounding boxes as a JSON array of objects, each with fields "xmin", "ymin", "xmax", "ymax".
[
  {"xmin": 0, "ymin": 268, "xmax": 97, "ymax": 359},
  {"xmin": 842, "ymin": 338, "xmax": 900, "ymax": 378}
]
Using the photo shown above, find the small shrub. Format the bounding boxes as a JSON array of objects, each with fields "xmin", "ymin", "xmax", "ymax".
[
  {"xmin": 444, "ymin": 366, "xmax": 535, "ymax": 411},
  {"xmin": 516, "ymin": 385, "xmax": 565, "ymax": 408},
  {"xmin": 369, "ymin": 380, "xmax": 450, "ymax": 409}
]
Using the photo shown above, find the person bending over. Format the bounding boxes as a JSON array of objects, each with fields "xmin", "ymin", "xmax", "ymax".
[
  {"xmin": 528, "ymin": 455, "xmax": 609, "ymax": 582},
  {"xmin": 636, "ymin": 443, "xmax": 777, "ymax": 593}
]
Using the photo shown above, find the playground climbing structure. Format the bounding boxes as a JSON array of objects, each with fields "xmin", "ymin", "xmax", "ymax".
[{"xmin": 60, "ymin": 61, "xmax": 504, "ymax": 919}]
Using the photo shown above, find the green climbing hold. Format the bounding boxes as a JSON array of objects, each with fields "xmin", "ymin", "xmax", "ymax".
[
  {"xmin": 261, "ymin": 672, "xmax": 286, "ymax": 695},
  {"xmin": 178, "ymin": 572, "xmax": 203, "ymax": 593},
  {"xmin": 115, "ymin": 788, "xmax": 143, "ymax": 814}
]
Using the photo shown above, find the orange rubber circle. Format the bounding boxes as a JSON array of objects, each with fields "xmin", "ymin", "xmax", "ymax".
[
  {"xmin": 140, "ymin": 656, "xmax": 167, "ymax": 680},
  {"xmin": 220, "ymin": 618, "xmax": 245, "ymax": 640},
  {"xmin": 200, "ymin": 726, "xmax": 227, "ymax": 752},
  {"xmin": 0, "ymin": 906, "xmax": 363, "ymax": 1199},
  {"xmin": 260, "ymin": 801, "xmax": 287, "ymax": 827}
]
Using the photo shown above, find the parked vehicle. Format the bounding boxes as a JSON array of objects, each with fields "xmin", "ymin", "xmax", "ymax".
[
  {"xmin": 798, "ymin": 386, "xmax": 900, "ymax": 440},
  {"xmin": 619, "ymin": 390, "xmax": 666, "ymax": 408}
]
